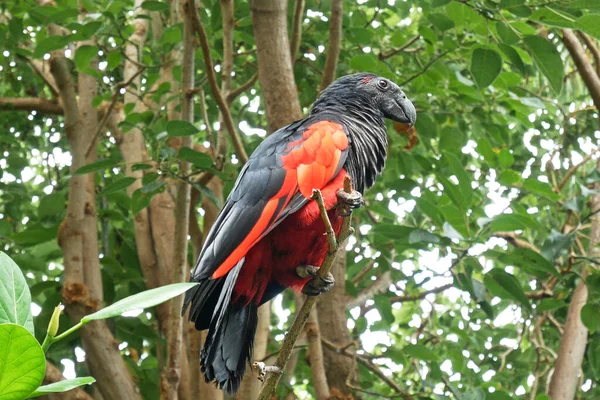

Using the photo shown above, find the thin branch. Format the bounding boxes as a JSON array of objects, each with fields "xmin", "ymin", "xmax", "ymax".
[
  {"xmin": 84, "ymin": 66, "xmax": 145, "ymax": 158},
  {"xmin": 556, "ymin": 146, "xmax": 600, "ymax": 191},
  {"xmin": 492, "ymin": 231, "xmax": 540, "ymax": 252},
  {"xmin": 563, "ymin": 29, "xmax": 600, "ymax": 110},
  {"xmin": 290, "ymin": 0, "xmax": 306, "ymax": 62},
  {"xmin": 319, "ymin": 0, "xmax": 343, "ymax": 91},
  {"xmin": 577, "ymin": 31, "xmax": 600, "ymax": 77},
  {"xmin": 379, "ymin": 35, "xmax": 420, "ymax": 60},
  {"xmin": 399, "ymin": 51, "xmax": 450, "ymax": 86},
  {"xmin": 389, "ymin": 283, "xmax": 452, "ymax": 304},
  {"xmin": 257, "ymin": 176, "xmax": 355, "ymax": 399},
  {"xmin": 226, "ymin": 72, "xmax": 258, "ymax": 105},
  {"xmin": 0, "ymin": 97, "xmax": 63, "ymax": 114},
  {"xmin": 346, "ymin": 270, "xmax": 392, "ymax": 309},
  {"xmin": 189, "ymin": 3, "xmax": 249, "ymax": 164},
  {"xmin": 321, "ymin": 337, "xmax": 410, "ymax": 396}
]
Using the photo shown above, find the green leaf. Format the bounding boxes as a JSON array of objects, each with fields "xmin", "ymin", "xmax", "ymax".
[
  {"xmin": 523, "ymin": 179, "xmax": 559, "ymax": 201},
  {"xmin": 28, "ymin": 377, "xmax": 96, "ymax": 398},
  {"xmin": 486, "ymin": 269, "xmax": 532, "ymax": 311},
  {"xmin": 0, "ymin": 324, "xmax": 45, "ymax": 400},
  {"xmin": 498, "ymin": 43, "xmax": 526, "ymax": 75},
  {"xmin": 488, "ymin": 213, "xmax": 539, "ymax": 232},
  {"xmin": 74, "ymin": 45, "xmax": 98, "ymax": 72},
  {"xmin": 141, "ymin": 0, "xmax": 170, "ymax": 11},
  {"xmin": 75, "ymin": 159, "xmax": 119, "ymax": 175},
  {"xmin": 106, "ymin": 52, "xmax": 122, "ymax": 70},
  {"xmin": 470, "ymin": 48, "xmax": 502, "ymax": 88},
  {"xmin": 166, "ymin": 120, "xmax": 200, "ymax": 137},
  {"xmin": 349, "ymin": 54, "xmax": 378, "ymax": 71},
  {"xmin": 429, "ymin": 13, "xmax": 455, "ymax": 31},
  {"xmin": 0, "ymin": 220, "xmax": 11, "ymax": 237},
  {"xmin": 0, "ymin": 252, "xmax": 34, "ymax": 334},
  {"xmin": 34, "ymin": 36, "xmax": 71, "ymax": 57},
  {"xmin": 523, "ymin": 35, "xmax": 564, "ymax": 94},
  {"xmin": 101, "ymin": 177, "xmax": 137, "ymax": 196},
  {"xmin": 541, "ymin": 231, "xmax": 574, "ymax": 262},
  {"xmin": 38, "ymin": 193, "xmax": 65, "ymax": 219},
  {"xmin": 589, "ymin": 338, "xmax": 600, "ymax": 380},
  {"xmin": 403, "ymin": 344, "xmax": 439, "ymax": 362},
  {"xmin": 537, "ymin": 298, "xmax": 566, "ymax": 312},
  {"xmin": 408, "ymin": 229, "xmax": 440, "ymax": 244},
  {"xmin": 498, "ymin": 148, "xmax": 514, "ymax": 168},
  {"xmin": 581, "ymin": 303, "xmax": 600, "ymax": 332},
  {"xmin": 82, "ymin": 283, "xmax": 199, "ymax": 323},
  {"xmin": 511, "ymin": 248, "xmax": 560, "ymax": 278},
  {"xmin": 373, "ymin": 295, "xmax": 394, "ymax": 324},
  {"xmin": 498, "ymin": 170, "xmax": 522, "ymax": 186},
  {"xmin": 530, "ymin": 8, "xmax": 574, "ymax": 28},
  {"xmin": 178, "ymin": 147, "xmax": 213, "ymax": 169},
  {"xmin": 575, "ymin": 14, "xmax": 600, "ymax": 40},
  {"xmin": 495, "ymin": 22, "xmax": 520, "ymax": 45},
  {"xmin": 443, "ymin": 222, "xmax": 464, "ymax": 240}
]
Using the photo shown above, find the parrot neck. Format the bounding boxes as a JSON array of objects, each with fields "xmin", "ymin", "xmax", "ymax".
[
  {"xmin": 341, "ymin": 109, "xmax": 388, "ymax": 194},
  {"xmin": 310, "ymin": 98, "xmax": 388, "ymax": 193}
]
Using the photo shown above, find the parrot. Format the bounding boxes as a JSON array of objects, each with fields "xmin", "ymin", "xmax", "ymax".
[{"xmin": 182, "ymin": 73, "xmax": 416, "ymax": 394}]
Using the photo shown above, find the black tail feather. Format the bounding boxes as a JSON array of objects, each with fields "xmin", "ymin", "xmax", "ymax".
[{"xmin": 183, "ymin": 258, "xmax": 258, "ymax": 395}]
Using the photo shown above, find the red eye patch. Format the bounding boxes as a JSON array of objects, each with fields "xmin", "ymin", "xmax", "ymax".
[{"xmin": 360, "ymin": 75, "xmax": 375, "ymax": 84}]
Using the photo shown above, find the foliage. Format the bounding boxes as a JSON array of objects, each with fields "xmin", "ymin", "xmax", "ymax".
[
  {"xmin": 0, "ymin": 251, "xmax": 196, "ymax": 398},
  {"xmin": 0, "ymin": 0, "xmax": 600, "ymax": 399}
]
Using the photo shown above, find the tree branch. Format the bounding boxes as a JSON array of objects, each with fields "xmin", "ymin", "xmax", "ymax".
[
  {"xmin": 577, "ymin": 31, "xmax": 600, "ymax": 78},
  {"xmin": 0, "ymin": 97, "xmax": 63, "ymax": 114},
  {"xmin": 492, "ymin": 232, "xmax": 540, "ymax": 252},
  {"xmin": 319, "ymin": 0, "xmax": 343, "ymax": 91},
  {"xmin": 563, "ymin": 29, "xmax": 600, "ymax": 110},
  {"xmin": 290, "ymin": 0, "xmax": 306, "ymax": 62},
  {"xmin": 162, "ymin": 2, "xmax": 196, "ymax": 398},
  {"xmin": 189, "ymin": 3, "xmax": 248, "ymax": 164},
  {"xmin": 399, "ymin": 51, "xmax": 450, "ymax": 87},
  {"xmin": 305, "ymin": 307, "xmax": 330, "ymax": 399},
  {"xmin": 257, "ymin": 177, "xmax": 355, "ymax": 399},
  {"xmin": 346, "ymin": 270, "xmax": 392, "ymax": 309},
  {"xmin": 379, "ymin": 35, "xmax": 420, "ymax": 60},
  {"xmin": 226, "ymin": 72, "xmax": 258, "ymax": 105}
]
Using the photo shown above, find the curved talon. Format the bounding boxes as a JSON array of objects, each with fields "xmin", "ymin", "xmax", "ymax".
[
  {"xmin": 296, "ymin": 265, "xmax": 319, "ymax": 279},
  {"xmin": 301, "ymin": 271, "xmax": 335, "ymax": 296},
  {"xmin": 336, "ymin": 189, "xmax": 364, "ymax": 216}
]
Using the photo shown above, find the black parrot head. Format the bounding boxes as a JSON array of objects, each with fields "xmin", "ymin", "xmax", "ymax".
[{"xmin": 312, "ymin": 73, "xmax": 417, "ymax": 127}]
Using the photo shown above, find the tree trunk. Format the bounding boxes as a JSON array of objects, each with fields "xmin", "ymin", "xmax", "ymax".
[
  {"xmin": 251, "ymin": 0, "xmax": 302, "ymax": 130},
  {"xmin": 317, "ymin": 252, "xmax": 355, "ymax": 395}
]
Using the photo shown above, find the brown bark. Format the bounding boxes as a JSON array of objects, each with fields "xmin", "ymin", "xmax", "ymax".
[
  {"xmin": 162, "ymin": 2, "xmax": 195, "ymax": 398},
  {"xmin": 316, "ymin": 252, "xmax": 355, "ymax": 394},
  {"xmin": 251, "ymin": 0, "xmax": 303, "ymax": 130},
  {"xmin": 563, "ymin": 29, "xmax": 600, "ymax": 110},
  {"xmin": 319, "ymin": 0, "xmax": 343, "ymax": 92},
  {"xmin": 306, "ymin": 307, "xmax": 330, "ymax": 399},
  {"xmin": 0, "ymin": 97, "xmax": 63, "ymax": 114},
  {"xmin": 237, "ymin": 304, "xmax": 271, "ymax": 399},
  {"xmin": 290, "ymin": 0, "xmax": 305, "ymax": 62},
  {"xmin": 577, "ymin": 32, "xmax": 600, "ymax": 77},
  {"xmin": 547, "ymin": 29, "xmax": 600, "ymax": 400}
]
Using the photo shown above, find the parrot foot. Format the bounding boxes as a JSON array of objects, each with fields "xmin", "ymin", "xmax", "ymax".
[
  {"xmin": 297, "ymin": 265, "xmax": 335, "ymax": 296},
  {"xmin": 336, "ymin": 189, "xmax": 364, "ymax": 217}
]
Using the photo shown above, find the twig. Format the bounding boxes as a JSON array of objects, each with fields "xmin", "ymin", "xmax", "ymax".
[
  {"xmin": 492, "ymin": 231, "xmax": 541, "ymax": 252},
  {"xmin": 399, "ymin": 51, "xmax": 450, "ymax": 86},
  {"xmin": 256, "ymin": 176, "xmax": 355, "ymax": 399},
  {"xmin": 577, "ymin": 31, "xmax": 600, "ymax": 78},
  {"xmin": 189, "ymin": 3, "xmax": 249, "ymax": 164},
  {"xmin": 363, "ymin": 0, "xmax": 380, "ymax": 28},
  {"xmin": 226, "ymin": 72, "xmax": 258, "ymax": 105},
  {"xmin": 290, "ymin": 0, "xmax": 306, "ymax": 62},
  {"xmin": 84, "ymin": 66, "xmax": 145, "ymax": 158},
  {"xmin": 319, "ymin": 0, "xmax": 343, "ymax": 91},
  {"xmin": 556, "ymin": 146, "xmax": 600, "ymax": 191},
  {"xmin": 321, "ymin": 337, "xmax": 410, "ymax": 396},
  {"xmin": 379, "ymin": 35, "xmax": 420, "ymax": 60}
]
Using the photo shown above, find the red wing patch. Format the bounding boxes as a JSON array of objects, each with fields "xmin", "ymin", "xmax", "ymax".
[
  {"xmin": 211, "ymin": 121, "xmax": 348, "ymax": 279},
  {"xmin": 283, "ymin": 121, "xmax": 348, "ymax": 198}
]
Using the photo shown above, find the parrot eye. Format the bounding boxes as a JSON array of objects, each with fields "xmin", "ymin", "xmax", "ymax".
[{"xmin": 377, "ymin": 79, "xmax": 389, "ymax": 90}]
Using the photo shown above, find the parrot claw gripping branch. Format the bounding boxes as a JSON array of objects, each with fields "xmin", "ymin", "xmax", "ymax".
[{"xmin": 181, "ymin": 73, "xmax": 417, "ymax": 395}]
